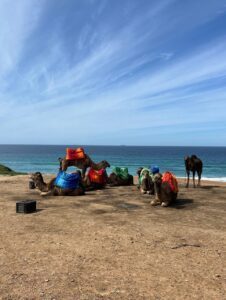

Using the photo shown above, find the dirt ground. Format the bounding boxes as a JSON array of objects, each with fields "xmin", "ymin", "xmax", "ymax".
[{"xmin": 0, "ymin": 175, "xmax": 225, "ymax": 300}]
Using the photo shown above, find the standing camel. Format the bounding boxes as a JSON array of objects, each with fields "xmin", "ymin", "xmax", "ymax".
[
  {"xmin": 184, "ymin": 155, "xmax": 203, "ymax": 188},
  {"xmin": 58, "ymin": 154, "xmax": 110, "ymax": 177}
]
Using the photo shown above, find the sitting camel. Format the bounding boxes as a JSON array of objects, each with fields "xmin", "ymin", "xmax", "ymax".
[
  {"xmin": 107, "ymin": 167, "xmax": 133, "ymax": 186},
  {"xmin": 137, "ymin": 167, "xmax": 178, "ymax": 207},
  {"xmin": 58, "ymin": 154, "xmax": 110, "ymax": 177},
  {"xmin": 137, "ymin": 167, "xmax": 162, "ymax": 197},
  {"xmin": 82, "ymin": 168, "xmax": 108, "ymax": 191},
  {"xmin": 30, "ymin": 172, "xmax": 84, "ymax": 196},
  {"xmin": 108, "ymin": 173, "xmax": 133, "ymax": 186},
  {"xmin": 184, "ymin": 155, "xmax": 203, "ymax": 188},
  {"xmin": 137, "ymin": 167, "xmax": 155, "ymax": 194},
  {"xmin": 150, "ymin": 171, "xmax": 178, "ymax": 207}
]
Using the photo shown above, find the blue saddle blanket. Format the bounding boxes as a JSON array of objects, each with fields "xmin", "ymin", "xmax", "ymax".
[{"xmin": 54, "ymin": 171, "xmax": 80, "ymax": 189}]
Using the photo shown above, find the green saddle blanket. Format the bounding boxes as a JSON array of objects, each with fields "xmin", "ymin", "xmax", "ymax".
[{"xmin": 112, "ymin": 167, "xmax": 129, "ymax": 180}]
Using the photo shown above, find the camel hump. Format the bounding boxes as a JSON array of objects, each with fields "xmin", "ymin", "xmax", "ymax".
[{"xmin": 191, "ymin": 155, "xmax": 202, "ymax": 165}]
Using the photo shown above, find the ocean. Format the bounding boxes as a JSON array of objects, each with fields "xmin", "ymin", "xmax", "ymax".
[{"xmin": 0, "ymin": 145, "xmax": 226, "ymax": 181}]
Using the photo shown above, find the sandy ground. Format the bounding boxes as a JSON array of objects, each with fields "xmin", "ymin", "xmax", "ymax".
[{"xmin": 0, "ymin": 175, "xmax": 225, "ymax": 300}]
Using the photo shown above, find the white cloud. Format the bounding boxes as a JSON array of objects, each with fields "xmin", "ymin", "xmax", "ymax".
[
  {"xmin": 0, "ymin": 0, "xmax": 43, "ymax": 77},
  {"xmin": 0, "ymin": 0, "xmax": 226, "ymax": 145}
]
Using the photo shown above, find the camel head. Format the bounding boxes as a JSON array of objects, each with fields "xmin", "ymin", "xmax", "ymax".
[
  {"xmin": 184, "ymin": 156, "xmax": 190, "ymax": 162},
  {"xmin": 101, "ymin": 160, "xmax": 110, "ymax": 169},
  {"xmin": 141, "ymin": 169, "xmax": 150, "ymax": 179},
  {"xmin": 139, "ymin": 168, "xmax": 151, "ymax": 179},
  {"xmin": 136, "ymin": 167, "xmax": 143, "ymax": 177},
  {"xmin": 30, "ymin": 172, "xmax": 45, "ymax": 185},
  {"xmin": 184, "ymin": 156, "xmax": 191, "ymax": 169}
]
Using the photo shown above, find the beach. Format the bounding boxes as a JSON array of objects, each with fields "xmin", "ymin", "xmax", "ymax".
[{"xmin": 0, "ymin": 175, "xmax": 225, "ymax": 299}]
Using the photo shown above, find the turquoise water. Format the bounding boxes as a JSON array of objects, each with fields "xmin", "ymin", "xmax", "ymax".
[{"xmin": 0, "ymin": 145, "xmax": 226, "ymax": 181}]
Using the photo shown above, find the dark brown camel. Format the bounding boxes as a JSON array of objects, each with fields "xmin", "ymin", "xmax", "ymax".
[
  {"xmin": 184, "ymin": 155, "xmax": 203, "ymax": 188},
  {"xmin": 30, "ymin": 172, "xmax": 84, "ymax": 196},
  {"xmin": 58, "ymin": 155, "xmax": 110, "ymax": 177}
]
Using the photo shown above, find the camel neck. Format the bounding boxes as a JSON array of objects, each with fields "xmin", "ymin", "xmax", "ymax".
[{"xmin": 36, "ymin": 180, "xmax": 48, "ymax": 192}]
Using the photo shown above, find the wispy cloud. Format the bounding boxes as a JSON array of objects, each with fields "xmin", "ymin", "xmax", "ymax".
[
  {"xmin": 0, "ymin": 0, "xmax": 43, "ymax": 77},
  {"xmin": 0, "ymin": 0, "xmax": 226, "ymax": 145}
]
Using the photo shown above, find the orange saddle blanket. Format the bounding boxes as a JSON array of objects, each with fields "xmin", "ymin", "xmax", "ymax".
[
  {"xmin": 66, "ymin": 147, "xmax": 85, "ymax": 160},
  {"xmin": 88, "ymin": 168, "xmax": 107, "ymax": 185},
  {"xmin": 162, "ymin": 171, "xmax": 179, "ymax": 193}
]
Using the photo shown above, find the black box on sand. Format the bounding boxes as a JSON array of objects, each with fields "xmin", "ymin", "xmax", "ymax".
[{"xmin": 16, "ymin": 200, "xmax": 36, "ymax": 214}]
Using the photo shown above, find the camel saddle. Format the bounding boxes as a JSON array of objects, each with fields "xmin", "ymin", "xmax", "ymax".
[
  {"xmin": 66, "ymin": 147, "xmax": 85, "ymax": 160},
  {"xmin": 54, "ymin": 171, "xmax": 81, "ymax": 189},
  {"xmin": 112, "ymin": 167, "xmax": 129, "ymax": 180},
  {"xmin": 88, "ymin": 168, "xmax": 107, "ymax": 184},
  {"xmin": 162, "ymin": 172, "xmax": 179, "ymax": 193}
]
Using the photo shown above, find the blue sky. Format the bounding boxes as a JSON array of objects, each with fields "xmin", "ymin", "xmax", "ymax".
[{"xmin": 0, "ymin": 0, "xmax": 226, "ymax": 146}]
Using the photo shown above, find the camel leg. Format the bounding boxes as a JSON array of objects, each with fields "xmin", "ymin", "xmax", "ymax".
[
  {"xmin": 141, "ymin": 178, "xmax": 149, "ymax": 194},
  {"xmin": 186, "ymin": 172, "xmax": 190, "ymax": 188},
  {"xmin": 61, "ymin": 159, "xmax": 68, "ymax": 172},
  {"xmin": 40, "ymin": 191, "xmax": 52, "ymax": 196},
  {"xmin": 151, "ymin": 181, "xmax": 161, "ymax": 205},
  {"xmin": 146, "ymin": 177, "xmax": 154, "ymax": 195},
  {"xmin": 193, "ymin": 171, "xmax": 196, "ymax": 188},
  {"xmin": 197, "ymin": 171, "xmax": 202, "ymax": 187},
  {"xmin": 154, "ymin": 181, "xmax": 161, "ymax": 200}
]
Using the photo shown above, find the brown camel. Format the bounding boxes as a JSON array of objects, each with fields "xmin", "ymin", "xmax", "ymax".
[
  {"xmin": 151, "ymin": 181, "xmax": 178, "ymax": 207},
  {"xmin": 184, "ymin": 155, "xmax": 203, "ymax": 188},
  {"xmin": 30, "ymin": 172, "xmax": 84, "ymax": 196},
  {"xmin": 150, "ymin": 172, "xmax": 178, "ymax": 207},
  {"xmin": 82, "ymin": 168, "xmax": 108, "ymax": 191},
  {"xmin": 137, "ymin": 168, "xmax": 178, "ymax": 207},
  {"xmin": 137, "ymin": 167, "xmax": 155, "ymax": 194},
  {"xmin": 58, "ymin": 155, "xmax": 110, "ymax": 177}
]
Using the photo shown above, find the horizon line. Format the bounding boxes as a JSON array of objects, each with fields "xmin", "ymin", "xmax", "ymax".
[{"xmin": 0, "ymin": 144, "xmax": 225, "ymax": 148}]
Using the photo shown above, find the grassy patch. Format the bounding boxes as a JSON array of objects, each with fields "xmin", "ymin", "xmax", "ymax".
[{"xmin": 0, "ymin": 164, "xmax": 26, "ymax": 176}]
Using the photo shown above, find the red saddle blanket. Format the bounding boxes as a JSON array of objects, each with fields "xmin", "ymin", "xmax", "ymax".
[
  {"xmin": 66, "ymin": 147, "xmax": 85, "ymax": 160},
  {"xmin": 162, "ymin": 171, "xmax": 179, "ymax": 193},
  {"xmin": 88, "ymin": 168, "xmax": 107, "ymax": 184}
]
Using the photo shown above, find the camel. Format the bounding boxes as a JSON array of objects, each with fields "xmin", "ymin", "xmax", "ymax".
[
  {"xmin": 107, "ymin": 167, "xmax": 133, "ymax": 186},
  {"xmin": 107, "ymin": 173, "xmax": 133, "ymax": 186},
  {"xmin": 137, "ymin": 167, "xmax": 162, "ymax": 197},
  {"xmin": 150, "ymin": 172, "xmax": 178, "ymax": 207},
  {"xmin": 137, "ymin": 167, "xmax": 178, "ymax": 207},
  {"xmin": 137, "ymin": 167, "xmax": 155, "ymax": 194},
  {"xmin": 30, "ymin": 172, "xmax": 84, "ymax": 196},
  {"xmin": 150, "ymin": 181, "xmax": 178, "ymax": 207},
  {"xmin": 58, "ymin": 155, "xmax": 110, "ymax": 177},
  {"xmin": 82, "ymin": 168, "xmax": 108, "ymax": 191},
  {"xmin": 184, "ymin": 155, "xmax": 203, "ymax": 188}
]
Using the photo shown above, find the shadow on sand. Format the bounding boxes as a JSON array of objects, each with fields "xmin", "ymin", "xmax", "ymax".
[{"xmin": 170, "ymin": 198, "xmax": 194, "ymax": 209}]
